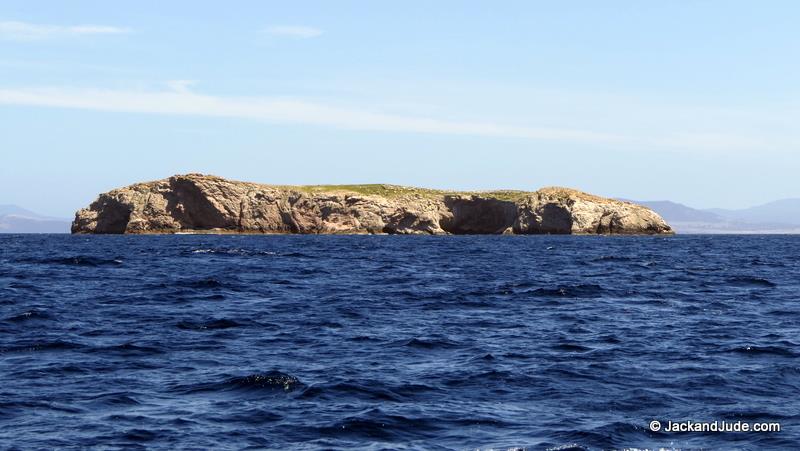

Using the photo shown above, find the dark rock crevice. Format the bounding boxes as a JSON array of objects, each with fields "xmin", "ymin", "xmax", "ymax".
[
  {"xmin": 88, "ymin": 196, "xmax": 132, "ymax": 234},
  {"xmin": 440, "ymin": 196, "xmax": 518, "ymax": 234},
  {"xmin": 531, "ymin": 204, "xmax": 574, "ymax": 234},
  {"xmin": 164, "ymin": 177, "xmax": 235, "ymax": 230}
]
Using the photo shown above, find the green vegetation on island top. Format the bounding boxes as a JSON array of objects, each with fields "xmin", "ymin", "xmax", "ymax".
[{"xmin": 273, "ymin": 183, "xmax": 532, "ymax": 201}]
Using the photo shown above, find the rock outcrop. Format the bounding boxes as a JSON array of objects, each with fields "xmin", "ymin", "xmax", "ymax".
[{"xmin": 72, "ymin": 174, "xmax": 673, "ymax": 235}]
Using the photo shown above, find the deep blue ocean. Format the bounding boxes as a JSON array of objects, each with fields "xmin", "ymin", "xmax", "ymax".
[{"xmin": 1, "ymin": 234, "xmax": 799, "ymax": 450}]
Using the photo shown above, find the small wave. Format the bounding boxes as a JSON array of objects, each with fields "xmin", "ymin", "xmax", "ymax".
[
  {"xmin": 7, "ymin": 281, "xmax": 34, "ymax": 289},
  {"xmin": 442, "ymin": 369, "xmax": 542, "ymax": 389},
  {"xmin": 0, "ymin": 340, "xmax": 84, "ymax": 354},
  {"xmin": 300, "ymin": 381, "xmax": 438, "ymax": 402},
  {"xmin": 318, "ymin": 408, "xmax": 440, "ymax": 441},
  {"xmin": 548, "ymin": 421, "xmax": 642, "ymax": 450},
  {"xmin": 598, "ymin": 334, "xmax": 621, "ymax": 344},
  {"xmin": 552, "ymin": 343, "xmax": 593, "ymax": 353},
  {"xmin": 471, "ymin": 353, "xmax": 496, "ymax": 361},
  {"xmin": 716, "ymin": 409, "xmax": 793, "ymax": 421},
  {"xmin": 282, "ymin": 252, "xmax": 312, "ymax": 258},
  {"xmin": 299, "ymin": 267, "xmax": 331, "ymax": 276},
  {"xmin": 99, "ymin": 343, "xmax": 165, "ymax": 356},
  {"xmin": 23, "ymin": 256, "xmax": 123, "ymax": 267},
  {"xmin": 399, "ymin": 337, "xmax": 461, "ymax": 350},
  {"xmin": 547, "ymin": 444, "xmax": 589, "ymax": 451},
  {"xmin": 305, "ymin": 320, "xmax": 343, "ymax": 329},
  {"xmin": 300, "ymin": 382, "xmax": 402, "ymax": 402},
  {"xmin": 36, "ymin": 364, "xmax": 90, "ymax": 375},
  {"xmin": 348, "ymin": 335, "xmax": 379, "ymax": 342},
  {"xmin": 176, "ymin": 318, "xmax": 241, "ymax": 330},
  {"xmin": 4, "ymin": 309, "xmax": 50, "ymax": 322},
  {"xmin": 122, "ymin": 429, "xmax": 158, "ymax": 442},
  {"xmin": 591, "ymin": 255, "xmax": 632, "ymax": 262},
  {"xmin": 190, "ymin": 248, "xmax": 277, "ymax": 256},
  {"xmin": 0, "ymin": 400, "xmax": 85, "ymax": 415},
  {"xmin": 269, "ymin": 279, "xmax": 294, "ymax": 285},
  {"xmin": 179, "ymin": 371, "xmax": 304, "ymax": 394},
  {"xmin": 447, "ymin": 416, "xmax": 513, "ymax": 429},
  {"xmin": 336, "ymin": 307, "xmax": 365, "ymax": 318},
  {"xmin": 180, "ymin": 277, "xmax": 224, "ymax": 288},
  {"xmin": 84, "ymin": 392, "xmax": 142, "ymax": 407},
  {"xmin": 726, "ymin": 345, "xmax": 797, "ymax": 357},
  {"xmin": 541, "ymin": 366, "xmax": 595, "ymax": 381},
  {"xmin": 726, "ymin": 276, "xmax": 776, "ymax": 287},
  {"xmin": 208, "ymin": 407, "xmax": 283, "ymax": 425},
  {"xmin": 496, "ymin": 281, "xmax": 537, "ymax": 294},
  {"xmin": 528, "ymin": 284, "xmax": 605, "ymax": 298},
  {"xmin": 228, "ymin": 372, "xmax": 304, "ymax": 391}
]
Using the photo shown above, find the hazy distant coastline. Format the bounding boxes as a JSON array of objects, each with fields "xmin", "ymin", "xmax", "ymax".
[
  {"xmin": 0, "ymin": 205, "xmax": 70, "ymax": 234},
  {"xmin": 626, "ymin": 199, "xmax": 800, "ymax": 234}
]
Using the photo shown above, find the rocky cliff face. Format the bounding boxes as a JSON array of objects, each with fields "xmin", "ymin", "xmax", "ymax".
[{"xmin": 72, "ymin": 174, "xmax": 673, "ymax": 235}]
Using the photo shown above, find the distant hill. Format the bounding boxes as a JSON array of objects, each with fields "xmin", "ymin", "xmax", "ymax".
[
  {"xmin": 628, "ymin": 199, "xmax": 800, "ymax": 234},
  {"xmin": 707, "ymin": 199, "xmax": 800, "ymax": 226},
  {"xmin": 629, "ymin": 200, "xmax": 724, "ymax": 223},
  {"xmin": 0, "ymin": 205, "xmax": 70, "ymax": 233},
  {"xmin": 0, "ymin": 205, "xmax": 40, "ymax": 216}
]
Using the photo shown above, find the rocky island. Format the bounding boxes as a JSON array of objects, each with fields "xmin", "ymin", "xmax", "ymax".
[{"xmin": 72, "ymin": 174, "xmax": 673, "ymax": 235}]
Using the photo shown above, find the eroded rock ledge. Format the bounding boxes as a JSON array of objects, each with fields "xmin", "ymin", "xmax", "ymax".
[{"xmin": 72, "ymin": 174, "xmax": 673, "ymax": 235}]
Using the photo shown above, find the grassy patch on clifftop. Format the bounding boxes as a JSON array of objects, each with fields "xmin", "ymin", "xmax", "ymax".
[
  {"xmin": 177, "ymin": 174, "xmax": 603, "ymax": 203},
  {"xmin": 282, "ymin": 184, "xmax": 530, "ymax": 201}
]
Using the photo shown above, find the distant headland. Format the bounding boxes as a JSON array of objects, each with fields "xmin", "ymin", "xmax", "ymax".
[{"xmin": 71, "ymin": 174, "xmax": 673, "ymax": 235}]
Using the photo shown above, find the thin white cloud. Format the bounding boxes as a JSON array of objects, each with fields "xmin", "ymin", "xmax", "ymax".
[
  {"xmin": 0, "ymin": 85, "xmax": 791, "ymax": 153},
  {"xmin": 0, "ymin": 86, "xmax": 621, "ymax": 145},
  {"xmin": 166, "ymin": 80, "xmax": 197, "ymax": 94},
  {"xmin": 0, "ymin": 20, "xmax": 130, "ymax": 41},
  {"xmin": 263, "ymin": 25, "xmax": 323, "ymax": 39}
]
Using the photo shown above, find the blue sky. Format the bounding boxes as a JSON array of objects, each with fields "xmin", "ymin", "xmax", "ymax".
[{"xmin": 1, "ymin": 1, "xmax": 799, "ymax": 217}]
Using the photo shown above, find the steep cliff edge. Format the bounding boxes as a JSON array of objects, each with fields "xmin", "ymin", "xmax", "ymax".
[{"xmin": 72, "ymin": 174, "xmax": 673, "ymax": 235}]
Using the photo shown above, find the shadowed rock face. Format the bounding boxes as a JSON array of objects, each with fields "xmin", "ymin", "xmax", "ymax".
[
  {"xmin": 441, "ymin": 196, "xmax": 518, "ymax": 234},
  {"xmin": 72, "ymin": 174, "xmax": 673, "ymax": 235},
  {"xmin": 164, "ymin": 177, "xmax": 235, "ymax": 229},
  {"xmin": 91, "ymin": 196, "xmax": 133, "ymax": 234}
]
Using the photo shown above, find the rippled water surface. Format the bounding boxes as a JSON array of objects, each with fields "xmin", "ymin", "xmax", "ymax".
[{"xmin": 1, "ymin": 234, "xmax": 799, "ymax": 450}]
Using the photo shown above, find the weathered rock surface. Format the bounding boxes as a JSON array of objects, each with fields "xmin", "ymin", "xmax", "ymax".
[{"xmin": 72, "ymin": 174, "xmax": 673, "ymax": 235}]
